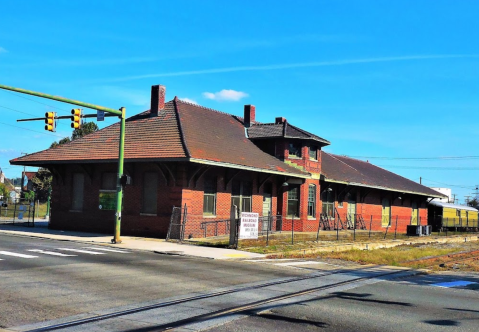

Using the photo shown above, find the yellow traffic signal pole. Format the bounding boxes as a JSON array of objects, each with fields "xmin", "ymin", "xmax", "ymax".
[{"xmin": 0, "ymin": 84, "xmax": 126, "ymax": 243}]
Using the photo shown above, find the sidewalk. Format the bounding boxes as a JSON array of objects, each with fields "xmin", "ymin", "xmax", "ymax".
[{"xmin": 0, "ymin": 222, "xmax": 265, "ymax": 260}]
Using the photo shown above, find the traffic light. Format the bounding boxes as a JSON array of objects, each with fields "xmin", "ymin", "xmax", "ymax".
[
  {"xmin": 45, "ymin": 112, "xmax": 56, "ymax": 132},
  {"xmin": 71, "ymin": 109, "xmax": 82, "ymax": 129}
]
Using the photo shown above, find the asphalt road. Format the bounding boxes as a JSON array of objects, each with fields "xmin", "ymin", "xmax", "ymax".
[
  {"xmin": 205, "ymin": 271, "xmax": 479, "ymax": 332},
  {"xmin": 2, "ymin": 233, "xmax": 479, "ymax": 332},
  {"xmin": 0, "ymin": 233, "xmax": 306, "ymax": 329}
]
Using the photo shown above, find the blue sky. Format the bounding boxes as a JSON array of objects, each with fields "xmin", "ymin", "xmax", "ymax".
[{"xmin": 0, "ymin": 0, "xmax": 478, "ymax": 202}]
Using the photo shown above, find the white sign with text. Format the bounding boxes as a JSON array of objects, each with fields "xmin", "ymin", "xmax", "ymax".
[{"xmin": 239, "ymin": 212, "xmax": 259, "ymax": 239}]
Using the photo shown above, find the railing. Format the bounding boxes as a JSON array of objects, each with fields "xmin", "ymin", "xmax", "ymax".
[{"xmin": 200, "ymin": 219, "xmax": 230, "ymax": 238}]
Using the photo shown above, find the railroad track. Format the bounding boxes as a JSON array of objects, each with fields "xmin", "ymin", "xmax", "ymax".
[
  {"xmin": 23, "ymin": 265, "xmax": 411, "ymax": 332},
  {"xmin": 402, "ymin": 249, "xmax": 479, "ymax": 270}
]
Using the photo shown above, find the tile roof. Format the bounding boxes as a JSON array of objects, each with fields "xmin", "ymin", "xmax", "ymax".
[
  {"xmin": 175, "ymin": 99, "xmax": 308, "ymax": 177},
  {"xmin": 10, "ymin": 101, "xmax": 187, "ymax": 165},
  {"xmin": 11, "ymin": 98, "xmax": 309, "ymax": 178},
  {"xmin": 321, "ymin": 151, "xmax": 445, "ymax": 198},
  {"xmin": 247, "ymin": 122, "xmax": 330, "ymax": 146}
]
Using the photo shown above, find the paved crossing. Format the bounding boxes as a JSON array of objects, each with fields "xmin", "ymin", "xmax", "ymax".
[{"xmin": 0, "ymin": 246, "xmax": 131, "ymax": 263}]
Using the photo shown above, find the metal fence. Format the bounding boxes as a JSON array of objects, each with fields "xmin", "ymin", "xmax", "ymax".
[
  {"xmin": 166, "ymin": 204, "xmax": 187, "ymax": 241},
  {"xmin": 0, "ymin": 199, "xmax": 36, "ymax": 227}
]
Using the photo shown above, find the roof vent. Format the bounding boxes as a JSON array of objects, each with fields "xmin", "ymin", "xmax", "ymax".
[{"xmin": 150, "ymin": 85, "xmax": 166, "ymax": 117}]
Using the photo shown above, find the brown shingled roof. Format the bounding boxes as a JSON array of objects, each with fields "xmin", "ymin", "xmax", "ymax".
[
  {"xmin": 10, "ymin": 101, "xmax": 187, "ymax": 165},
  {"xmin": 11, "ymin": 98, "xmax": 308, "ymax": 178},
  {"xmin": 321, "ymin": 151, "xmax": 445, "ymax": 198}
]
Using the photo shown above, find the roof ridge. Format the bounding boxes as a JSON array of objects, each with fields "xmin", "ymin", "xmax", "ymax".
[
  {"xmin": 173, "ymin": 98, "xmax": 191, "ymax": 158},
  {"xmin": 323, "ymin": 151, "xmax": 361, "ymax": 173},
  {"xmin": 175, "ymin": 98, "xmax": 238, "ymax": 118}
]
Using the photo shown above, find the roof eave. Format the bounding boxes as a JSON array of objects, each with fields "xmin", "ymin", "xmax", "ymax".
[
  {"xmin": 190, "ymin": 158, "xmax": 310, "ymax": 179},
  {"xmin": 323, "ymin": 177, "xmax": 446, "ymax": 199}
]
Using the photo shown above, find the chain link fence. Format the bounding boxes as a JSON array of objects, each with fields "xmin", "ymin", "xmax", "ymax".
[{"xmin": 0, "ymin": 199, "xmax": 36, "ymax": 227}]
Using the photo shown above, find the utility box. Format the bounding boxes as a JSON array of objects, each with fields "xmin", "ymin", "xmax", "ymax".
[
  {"xmin": 422, "ymin": 225, "xmax": 432, "ymax": 236},
  {"xmin": 407, "ymin": 225, "xmax": 423, "ymax": 236}
]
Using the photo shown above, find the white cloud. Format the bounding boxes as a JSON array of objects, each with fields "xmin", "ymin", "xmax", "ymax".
[
  {"xmin": 179, "ymin": 97, "xmax": 198, "ymax": 104},
  {"xmin": 202, "ymin": 89, "xmax": 248, "ymax": 102},
  {"xmin": 0, "ymin": 47, "xmax": 7, "ymax": 54}
]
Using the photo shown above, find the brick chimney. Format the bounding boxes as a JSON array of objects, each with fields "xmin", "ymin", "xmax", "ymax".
[
  {"xmin": 275, "ymin": 117, "xmax": 286, "ymax": 124},
  {"xmin": 150, "ymin": 85, "xmax": 166, "ymax": 117},
  {"xmin": 244, "ymin": 105, "xmax": 256, "ymax": 128}
]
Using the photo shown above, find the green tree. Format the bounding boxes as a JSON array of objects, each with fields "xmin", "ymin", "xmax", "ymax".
[
  {"xmin": 23, "ymin": 190, "xmax": 35, "ymax": 202},
  {"xmin": 49, "ymin": 121, "xmax": 99, "ymax": 148},
  {"xmin": 72, "ymin": 122, "xmax": 99, "ymax": 140},
  {"xmin": 0, "ymin": 183, "xmax": 10, "ymax": 201},
  {"xmin": 467, "ymin": 197, "xmax": 478, "ymax": 208},
  {"xmin": 31, "ymin": 168, "xmax": 52, "ymax": 202}
]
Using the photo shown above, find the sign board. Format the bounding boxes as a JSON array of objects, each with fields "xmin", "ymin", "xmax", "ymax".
[
  {"xmin": 10, "ymin": 191, "xmax": 16, "ymax": 198},
  {"xmin": 18, "ymin": 212, "xmax": 23, "ymax": 220},
  {"xmin": 97, "ymin": 110, "xmax": 105, "ymax": 121},
  {"xmin": 239, "ymin": 212, "xmax": 259, "ymax": 239},
  {"xmin": 99, "ymin": 191, "xmax": 116, "ymax": 210}
]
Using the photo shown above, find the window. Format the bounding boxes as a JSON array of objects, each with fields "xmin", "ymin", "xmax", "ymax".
[
  {"xmin": 308, "ymin": 185, "xmax": 316, "ymax": 217},
  {"xmin": 288, "ymin": 142, "xmax": 301, "ymax": 158},
  {"xmin": 321, "ymin": 190, "xmax": 334, "ymax": 217},
  {"xmin": 309, "ymin": 146, "xmax": 317, "ymax": 160},
  {"xmin": 203, "ymin": 177, "xmax": 217, "ymax": 215},
  {"xmin": 231, "ymin": 180, "xmax": 252, "ymax": 213},
  {"xmin": 287, "ymin": 186, "xmax": 300, "ymax": 217},
  {"xmin": 71, "ymin": 173, "xmax": 84, "ymax": 211},
  {"xmin": 101, "ymin": 172, "xmax": 116, "ymax": 190},
  {"xmin": 142, "ymin": 172, "xmax": 158, "ymax": 214},
  {"xmin": 456, "ymin": 209, "xmax": 461, "ymax": 217}
]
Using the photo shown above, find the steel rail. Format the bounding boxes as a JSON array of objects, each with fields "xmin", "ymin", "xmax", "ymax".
[{"xmin": 25, "ymin": 265, "xmax": 410, "ymax": 332}]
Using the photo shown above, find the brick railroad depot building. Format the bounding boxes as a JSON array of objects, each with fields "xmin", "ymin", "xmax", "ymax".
[{"xmin": 11, "ymin": 85, "xmax": 444, "ymax": 238}]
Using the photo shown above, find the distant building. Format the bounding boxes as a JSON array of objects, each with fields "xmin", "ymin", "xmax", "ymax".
[{"xmin": 431, "ymin": 187, "xmax": 452, "ymax": 203}]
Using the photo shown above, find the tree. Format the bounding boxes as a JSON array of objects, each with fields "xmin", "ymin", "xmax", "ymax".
[
  {"xmin": 31, "ymin": 168, "xmax": 52, "ymax": 202},
  {"xmin": 23, "ymin": 190, "xmax": 35, "ymax": 202},
  {"xmin": 72, "ymin": 122, "xmax": 99, "ymax": 140},
  {"xmin": 467, "ymin": 197, "xmax": 478, "ymax": 208},
  {"xmin": 0, "ymin": 183, "xmax": 9, "ymax": 201},
  {"xmin": 50, "ymin": 121, "xmax": 98, "ymax": 148}
]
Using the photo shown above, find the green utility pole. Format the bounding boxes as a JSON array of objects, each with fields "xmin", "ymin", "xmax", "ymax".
[{"xmin": 0, "ymin": 84, "xmax": 126, "ymax": 243}]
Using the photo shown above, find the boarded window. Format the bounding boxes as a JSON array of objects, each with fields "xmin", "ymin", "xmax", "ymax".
[
  {"xmin": 287, "ymin": 186, "xmax": 300, "ymax": 217},
  {"xmin": 142, "ymin": 172, "xmax": 158, "ymax": 214},
  {"xmin": 71, "ymin": 173, "xmax": 84, "ymax": 211},
  {"xmin": 203, "ymin": 177, "xmax": 217, "ymax": 215},
  {"xmin": 308, "ymin": 185, "xmax": 316, "ymax": 217},
  {"xmin": 231, "ymin": 180, "xmax": 252, "ymax": 213},
  {"xmin": 102, "ymin": 172, "xmax": 116, "ymax": 190}
]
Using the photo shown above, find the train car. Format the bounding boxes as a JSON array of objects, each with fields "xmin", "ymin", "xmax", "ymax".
[{"xmin": 428, "ymin": 201, "xmax": 479, "ymax": 231}]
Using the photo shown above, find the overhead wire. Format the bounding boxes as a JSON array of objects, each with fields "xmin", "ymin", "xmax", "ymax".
[
  {"xmin": 0, "ymin": 121, "xmax": 65, "ymax": 138},
  {"xmin": 1, "ymin": 89, "xmax": 71, "ymax": 114},
  {"xmin": 348, "ymin": 155, "xmax": 479, "ymax": 160}
]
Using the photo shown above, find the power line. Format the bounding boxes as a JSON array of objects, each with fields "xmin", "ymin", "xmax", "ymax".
[
  {"xmin": 0, "ymin": 104, "xmax": 38, "ymax": 117},
  {"xmin": 0, "ymin": 121, "xmax": 65, "ymax": 138},
  {"xmin": 349, "ymin": 155, "xmax": 479, "ymax": 160},
  {"xmin": 377, "ymin": 165, "xmax": 479, "ymax": 170},
  {"xmin": 1, "ymin": 89, "xmax": 70, "ymax": 114},
  {"xmin": 421, "ymin": 178, "xmax": 476, "ymax": 189}
]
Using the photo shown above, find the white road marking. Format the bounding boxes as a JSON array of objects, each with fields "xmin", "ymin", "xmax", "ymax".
[
  {"xmin": 0, "ymin": 251, "xmax": 38, "ymax": 259},
  {"xmin": 82, "ymin": 247, "xmax": 130, "ymax": 253},
  {"xmin": 27, "ymin": 249, "xmax": 77, "ymax": 257},
  {"xmin": 274, "ymin": 261, "xmax": 325, "ymax": 266},
  {"xmin": 57, "ymin": 248, "xmax": 105, "ymax": 255}
]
